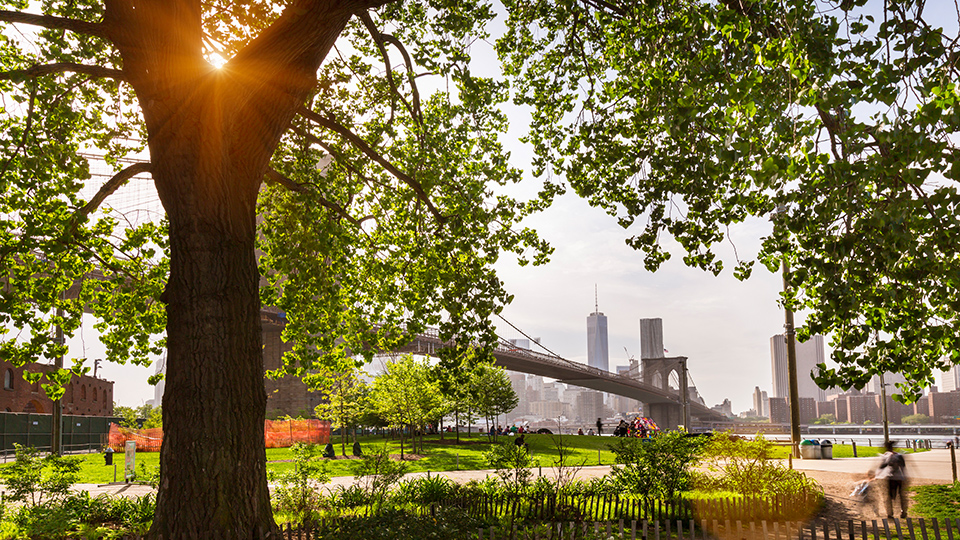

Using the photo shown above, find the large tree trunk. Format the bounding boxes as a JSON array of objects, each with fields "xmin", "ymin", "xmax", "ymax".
[
  {"xmin": 153, "ymin": 198, "xmax": 272, "ymax": 538},
  {"xmin": 100, "ymin": 1, "xmax": 378, "ymax": 537}
]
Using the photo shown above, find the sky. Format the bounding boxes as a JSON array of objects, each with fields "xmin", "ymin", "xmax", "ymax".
[{"xmin": 38, "ymin": 0, "xmax": 960, "ymax": 412}]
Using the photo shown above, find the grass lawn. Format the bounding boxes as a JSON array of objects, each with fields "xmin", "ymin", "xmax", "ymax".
[
  {"xmin": 911, "ymin": 483, "xmax": 960, "ymax": 519},
  {"xmin": 6, "ymin": 432, "xmax": 618, "ymax": 484},
  {"xmin": 268, "ymin": 432, "xmax": 619, "ymax": 477},
  {"xmin": 764, "ymin": 444, "xmax": 928, "ymax": 459},
  {"xmin": 9, "ymin": 434, "xmax": 928, "ymax": 484}
]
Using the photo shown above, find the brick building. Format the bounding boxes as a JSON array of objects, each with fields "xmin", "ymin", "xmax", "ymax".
[
  {"xmin": 0, "ymin": 360, "xmax": 113, "ymax": 416},
  {"xmin": 261, "ymin": 311, "xmax": 323, "ymax": 418},
  {"xmin": 768, "ymin": 397, "xmax": 788, "ymax": 424},
  {"xmin": 923, "ymin": 390, "xmax": 960, "ymax": 422}
]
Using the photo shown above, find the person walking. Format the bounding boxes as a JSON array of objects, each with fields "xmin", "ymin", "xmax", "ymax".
[
  {"xmin": 596, "ymin": 417, "xmax": 603, "ymax": 436},
  {"xmin": 875, "ymin": 441, "xmax": 908, "ymax": 519}
]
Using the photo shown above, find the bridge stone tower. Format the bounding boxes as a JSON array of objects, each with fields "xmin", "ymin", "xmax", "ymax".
[{"xmin": 639, "ymin": 318, "xmax": 690, "ymax": 430}]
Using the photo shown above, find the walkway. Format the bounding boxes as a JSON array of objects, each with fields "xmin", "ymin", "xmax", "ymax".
[{"xmin": 74, "ymin": 449, "xmax": 957, "ymax": 500}]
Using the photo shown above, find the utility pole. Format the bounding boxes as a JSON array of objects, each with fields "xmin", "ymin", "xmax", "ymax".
[
  {"xmin": 52, "ymin": 304, "xmax": 64, "ymax": 456},
  {"xmin": 772, "ymin": 206, "xmax": 802, "ymax": 458}
]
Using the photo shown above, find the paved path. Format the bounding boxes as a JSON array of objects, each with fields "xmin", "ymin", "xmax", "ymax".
[
  {"xmin": 74, "ymin": 449, "xmax": 958, "ymax": 499},
  {"xmin": 783, "ymin": 449, "xmax": 956, "ymax": 482}
]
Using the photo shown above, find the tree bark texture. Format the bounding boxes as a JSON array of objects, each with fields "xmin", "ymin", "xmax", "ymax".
[{"xmin": 96, "ymin": 0, "xmax": 376, "ymax": 537}]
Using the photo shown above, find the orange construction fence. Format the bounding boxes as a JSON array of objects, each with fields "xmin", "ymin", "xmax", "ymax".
[{"xmin": 108, "ymin": 419, "xmax": 331, "ymax": 452}]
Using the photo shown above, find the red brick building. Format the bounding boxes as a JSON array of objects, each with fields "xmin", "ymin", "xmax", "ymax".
[{"xmin": 0, "ymin": 360, "xmax": 113, "ymax": 416}]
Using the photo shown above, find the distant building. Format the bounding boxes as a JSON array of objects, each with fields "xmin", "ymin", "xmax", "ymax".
[
  {"xmin": 587, "ymin": 305, "xmax": 609, "ymax": 372},
  {"xmin": 870, "ymin": 372, "xmax": 907, "ymax": 395},
  {"xmin": 752, "ymin": 386, "xmax": 769, "ymax": 417},
  {"xmin": 770, "ymin": 334, "xmax": 827, "ymax": 401},
  {"xmin": 575, "ymin": 390, "xmax": 605, "ymax": 422},
  {"xmin": 711, "ymin": 398, "xmax": 734, "ymax": 418},
  {"xmin": 768, "ymin": 397, "xmax": 789, "ymax": 424},
  {"xmin": 942, "ymin": 364, "xmax": 959, "ymax": 393},
  {"xmin": 0, "ymin": 359, "xmax": 114, "ymax": 416}
]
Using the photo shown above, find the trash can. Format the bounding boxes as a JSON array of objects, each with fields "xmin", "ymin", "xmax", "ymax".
[
  {"xmin": 820, "ymin": 439, "xmax": 833, "ymax": 459},
  {"xmin": 104, "ymin": 447, "xmax": 114, "ymax": 466},
  {"xmin": 800, "ymin": 439, "xmax": 821, "ymax": 459}
]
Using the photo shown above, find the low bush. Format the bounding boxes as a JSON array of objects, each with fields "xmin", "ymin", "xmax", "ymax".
[
  {"xmin": 609, "ymin": 431, "xmax": 704, "ymax": 498},
  {"xmin": 696, "ymin": 433, "xmax": 820, "ymax": 497},
  {"xmin": 268, "ymin": 443, "xmax": 329, "ymax": 527}
]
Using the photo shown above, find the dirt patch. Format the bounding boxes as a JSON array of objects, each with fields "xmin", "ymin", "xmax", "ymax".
[{"xmin": 803, "ymin": 470, "xmax": 939, "ymax": 521}]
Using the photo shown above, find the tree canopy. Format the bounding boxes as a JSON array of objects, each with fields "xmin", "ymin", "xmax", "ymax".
[{"xmin": 497, "ymin": 0, "xmax": 960, "ymax": 400}]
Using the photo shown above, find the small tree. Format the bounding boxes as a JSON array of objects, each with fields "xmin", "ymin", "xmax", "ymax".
[
  {"xmin": 369, "ymin": 355, "xmax": 439, "ymax": 458},
  {"xmin": 351, "ymin": 446, "xmax": 408, "ymax": 514},
  {"xmin": 472, "ymin": 363, "xmax": 519, "ymax": 441},
  {"xmin": 314, "ymin": 369, "xmax": 368, "ymax": 456},
  {"xmin": 813, "ymin": 414, "xmax": 837, "ymax": 425},
  {"xmin": 901, "ymin": 414, "xmax": 932, "ymax": 425}
]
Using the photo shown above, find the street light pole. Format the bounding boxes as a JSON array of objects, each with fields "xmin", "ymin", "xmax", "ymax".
[
  {"xmin": 772, "ymin": 207, "xmax": 802, "ymax": 458},
  {"xmin": 880, "ymin": 372, "xmax": 890, "ymax": 445}
]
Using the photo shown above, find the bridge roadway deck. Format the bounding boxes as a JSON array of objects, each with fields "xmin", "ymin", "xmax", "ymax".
[{"xmin": 395, "ymin": 327, "xmax": 726, "ymax": 422}]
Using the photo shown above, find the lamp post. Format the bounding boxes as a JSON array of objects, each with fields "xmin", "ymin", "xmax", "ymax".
[
  {"xmin": 880, "ymin": 372, "xmax": 890, "ymax": 446},
  {"xmin": 771, "ymin": 206, "xmax": 802, "ymax": 458}
]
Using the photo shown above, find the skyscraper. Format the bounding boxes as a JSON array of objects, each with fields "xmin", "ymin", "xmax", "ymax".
[
  {"xmin": 941, "ymin": 364, "xmax": 959, "ymax": 393},
  {"xmin": 587, "ymin": 287, "xmax": 609, "ymax": 372},
  {"xmin": 770, "ymin": 334, "xmax": 826, "ymax": 401},
  {"xmin": 753, "ymin": 386, "xmax": 769, "ymax": 417}
]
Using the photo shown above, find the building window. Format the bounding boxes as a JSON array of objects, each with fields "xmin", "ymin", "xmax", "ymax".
[
  {"xmin": 93, "ymin": 387, "xmax": 98, "ymax": 402},
  {"xmin": 3, "ymin": 369, "xmax": 12, "ymax": 390},
  {"xmin": 81, "ymin": 385, "xmax": 86, "ymax": 401}
]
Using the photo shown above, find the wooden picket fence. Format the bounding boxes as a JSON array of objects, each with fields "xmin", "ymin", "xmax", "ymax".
[
  {"xmin": 427, "ymin": 492, "xmax": 821, "ymax": 522},
  {"xmin": 69, "ymin": 518, "xmax": 958, "ymax": 539},
  {"xmin": 469, "ymin": 517, "xmax": 960, "ymax": 540}
]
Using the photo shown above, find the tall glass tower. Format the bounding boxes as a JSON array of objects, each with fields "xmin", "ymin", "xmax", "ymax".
[{"xmin": 587, "ymin": 287, "xmax": 609, "ymax": 372}]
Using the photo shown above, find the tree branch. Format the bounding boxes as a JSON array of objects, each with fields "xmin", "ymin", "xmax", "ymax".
[
  {"xmin": 264, "ymin": 168, "xmax": 370, "ymax": 226},
  {"xmin": 0, "ymin": 10, "xmax": 108, "ymax": 39},
  {"xmin": 0, "ymin": 63, "xmax": 126, "ymax": 82},
  {"xmin": 74, "ymin": 162, "xmax": 152, "ymax": 225},
  {"xmin": 358, "ymin": 11, "xmax": 423, "ymax": 128},
  {"xmin": 298, "ymin": 107, "xmax": 446, "ymax": 225},
  {"xmin": 380, "ymin": 32, "xmax": 424, "ymax": 128}
]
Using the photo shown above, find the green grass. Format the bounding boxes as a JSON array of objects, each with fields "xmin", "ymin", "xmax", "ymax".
[
  {"xmin": 911, "ymin": 482, "xmax": 960, "ymax": 519},
  {"xmin": 7, "ymin": 435, "xmax": 928, "ymax": 485},
  {"xmin": 269, "ymin": 432, "xmax": 619, "ymax": 477},
  {"xmin": 764, "ymin": 444, "xmax": 927, "ymax": 459},
  {"xmin": 0, "ymin": 432, "xmax": 618, "ymax": 484}
]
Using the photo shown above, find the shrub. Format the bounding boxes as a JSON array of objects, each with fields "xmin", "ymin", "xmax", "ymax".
[
  {"xmin": 485, "ymin": 441, "xmax": 534, "ymax": 495},
  {"xmin": 609, "ymin": 431, "xmax": 704, "ymax": 498},
  {"xmin": 329, "ymin": 484, "xmax": 369, "ymax": 509},
  {"xmin": 268, "ymin": 443, "xmax": 329, "ymax": 527},
  {"xmin": 0, "ymin": 444, "xmax": 81, "ymax": 507},
  {"xmin": 697, "ymin": 432, "xmax": 820, "ymax": 497},
  {"xmin": 351, "ymin": 446, "xmax": 408, "ymax": 513}
]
